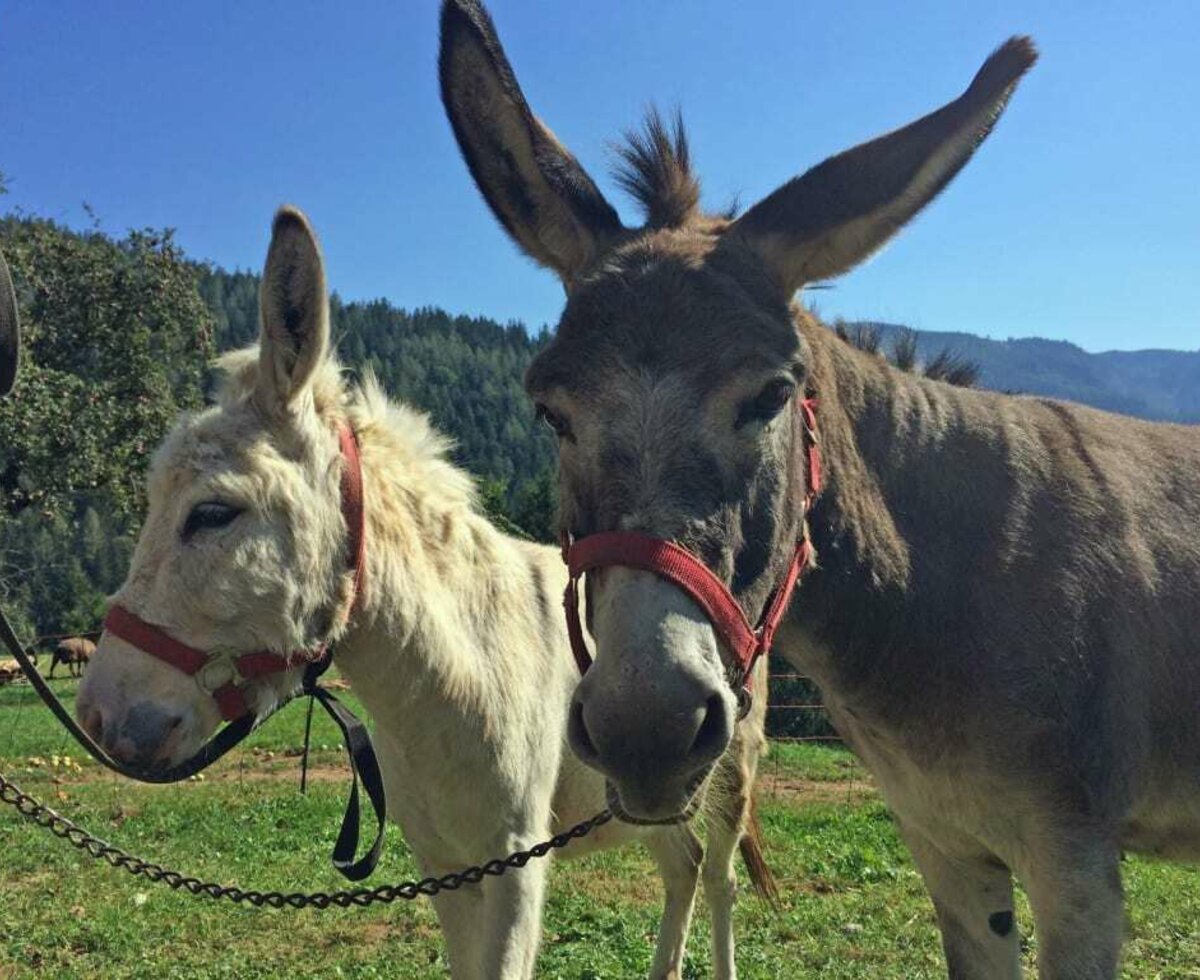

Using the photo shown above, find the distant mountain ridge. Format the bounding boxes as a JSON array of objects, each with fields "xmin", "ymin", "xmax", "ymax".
[{"xmin": 852, "ymin": 322, "xmax": 1200, "ymax": 423}]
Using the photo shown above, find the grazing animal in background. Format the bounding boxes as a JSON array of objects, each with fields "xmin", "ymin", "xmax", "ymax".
[
  {"xmin": 441, "ymin": 3, "xmax": 1200, "ymax": 977},
  {"xmin": 77, "ymin": 207, "xmax": 773, "ymax": 980},
  {"xmin": 50, "ymin": 636, "xmax": 95, "ymax": 678},
  {"xmin": 0, "ymin": 647, "xmax": 39, "ymax": 686}
]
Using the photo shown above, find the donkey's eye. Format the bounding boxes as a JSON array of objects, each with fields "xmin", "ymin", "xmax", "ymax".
[
  {"xmin": 736, "ymin": 380, "xmax": 795, "ymax": 430},
  {"xmin": 535, "ymin": 403, "xmax": 573, "ymax": 440},
  {"xmin": 181, "ymin": 502, "xmax": 243, "ymax": 542}
]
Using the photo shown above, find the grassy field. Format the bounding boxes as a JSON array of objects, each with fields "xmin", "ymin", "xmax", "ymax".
[{"xmin": 1, "ymin": 678, "xmax": 1197, "ymax": 978}]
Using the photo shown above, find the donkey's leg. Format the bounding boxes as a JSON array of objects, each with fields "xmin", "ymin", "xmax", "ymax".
[
  {"xmin": 1017, "ymin": 834, "xmax": 1123, "ymax": 980},
  {"xmin": 430, "ymin": 887, "xmax": 486, "ymax": 979},
  {"xmin": 705, "ymin": 655, "xmax": 769, "ymax": 980},
  {"xmin": 477, "ymin": 850, "xmax": 549, "ymax": 979},
  {"xmin": 644, "ymin": 826, "xmax": 703, "ymax": 980},
  {"xmin": 701, "ymin": 804, "xmax": 745, "ymax": 980},
  {"xmin": 900, "ymin": 822, "xmax": 1021, "ymax": 980}
]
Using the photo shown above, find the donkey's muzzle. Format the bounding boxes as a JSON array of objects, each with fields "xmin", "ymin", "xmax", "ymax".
[
  {"xmin": 568, "ymin": 675, "xmax": 733, "ymax": 823},
  {"xmin": 77, "ymin": 694, "xmax": 185, "ymax": 770}
]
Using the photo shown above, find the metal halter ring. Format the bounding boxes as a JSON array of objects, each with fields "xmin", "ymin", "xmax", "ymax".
[{"xmin": 736, "ymin": 685, "xmax": 754, "ymax": 719}]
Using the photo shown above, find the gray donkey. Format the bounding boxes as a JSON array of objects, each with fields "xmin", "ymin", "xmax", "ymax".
[{"xmin": 440, "ymin": 3, "xmax": 1199, "ymax": 977}]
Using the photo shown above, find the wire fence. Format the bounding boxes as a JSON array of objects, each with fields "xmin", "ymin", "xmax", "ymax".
[
  {"xmin": 764, "ymin": 663, "xmax": 840, "ymax": 742},
  {"xmin": 761, "ymin": 660, "xmax": 872, "ymax": 806},
  {"xmin": 23, "ymin": 629, "xmax": 103, "ymax": 646}
]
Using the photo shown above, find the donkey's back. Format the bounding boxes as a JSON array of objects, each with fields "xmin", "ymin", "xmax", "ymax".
[{"xmin": 1020, "ymin": 396, "xmax": 1200, "ymax": 859}]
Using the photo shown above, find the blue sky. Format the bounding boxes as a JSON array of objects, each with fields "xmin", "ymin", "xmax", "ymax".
[{"xmin": 2, "ymin": 1, "xmax": 1197, "ymax": 352}]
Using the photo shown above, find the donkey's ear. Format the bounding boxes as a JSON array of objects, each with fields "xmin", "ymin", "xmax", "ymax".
[
  {"xmin": 257, "ymin": 206, "xmax": 329, "ymax": 410},
  {"xmin": 439, "ymin": 0, "xmax": 624, "ymax": 285},
  {"xmin": 0, "ymin": 249, "xmax": 20, "ymax": 398},
  {"xmin": 731, "ymin": 37, "xmax": 1037, "ymax": 295}
]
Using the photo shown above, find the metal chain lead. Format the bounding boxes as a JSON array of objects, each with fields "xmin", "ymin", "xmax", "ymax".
[{"xmin": 0, "ymin": 769, "xmax": 611, "ymax": 909}]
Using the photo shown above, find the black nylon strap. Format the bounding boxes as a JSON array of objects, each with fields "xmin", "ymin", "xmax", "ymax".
[
  {"xmin": 301, "ymin": 654, "xmax": 387, "ymax": 881},
  {"xmin": 309, "ymin": 687, "xmax": 387, "ymax": 881}
]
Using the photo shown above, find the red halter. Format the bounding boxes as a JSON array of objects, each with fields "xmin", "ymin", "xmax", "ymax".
[
  {"xmin": 103, "ymin": 422, "xmax": 367, "ymax": 722},
  {"xmin": 562, "ymin": 399, "xmax": 820, "ymax": 694}
]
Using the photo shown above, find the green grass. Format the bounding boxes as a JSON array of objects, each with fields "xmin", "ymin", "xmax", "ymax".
[{"xmin": 1, "ymin": 680, "xmax": 1198, "ymax": 978}]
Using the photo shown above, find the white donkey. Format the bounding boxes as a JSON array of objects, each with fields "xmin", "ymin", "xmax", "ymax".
[{"xmin": 77, "ymin": 207, "xmax": 772, "ymax": 980}]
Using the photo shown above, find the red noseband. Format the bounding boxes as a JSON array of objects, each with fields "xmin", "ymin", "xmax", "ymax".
[
  {"xmin": 562, "ymin": 399, "xmax": 820, "ymax": 695},
  {"xmin": 102, "ymin": 422, "xmax": 366, "ymax": 722}
]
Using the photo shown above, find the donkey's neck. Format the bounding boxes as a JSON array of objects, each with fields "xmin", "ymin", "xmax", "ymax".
[
  {"xmin": 790, "ymin": 314, "xmax": 1002, "ymax": 695},
  {"xmin": 328, "ymin": 400, "xmax": 560, "ymax": 732}
]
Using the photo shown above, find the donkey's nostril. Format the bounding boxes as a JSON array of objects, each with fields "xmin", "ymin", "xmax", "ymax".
[
  {"xmin": 688, "ymin": 693, "xmax": 732, "ymax": 767},
  {"xmin": 567, "ymin": 697, "xmax": 600, "ymax": 766}
]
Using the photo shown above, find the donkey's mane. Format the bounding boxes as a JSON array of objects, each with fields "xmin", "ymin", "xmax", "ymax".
[
  {"xmin": 612, "ymin": 108, "xmax": 703, "ymax": 230},
  {"xmin": 213, "ymin": 346, "xmax": 477, "ymax": 513}
]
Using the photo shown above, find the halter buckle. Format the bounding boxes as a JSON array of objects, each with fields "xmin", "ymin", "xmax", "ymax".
[{"xmin": 196, "ymin": 653, "xmax": 242, "ymax": 695}]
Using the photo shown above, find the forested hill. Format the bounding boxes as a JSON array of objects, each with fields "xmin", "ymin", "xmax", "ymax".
[
  {"xmin": 856, "ymin": 322, "xmax": 1200, "ymax": 423},
  {"xmin": 196, "ymin": 268, "xmax": 555, "ymax": 501}
]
